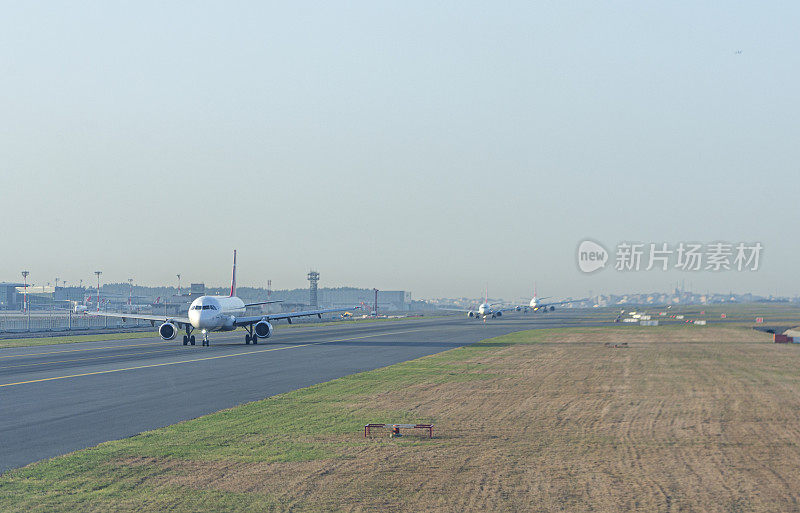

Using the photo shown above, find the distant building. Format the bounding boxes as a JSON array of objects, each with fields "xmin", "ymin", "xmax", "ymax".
[
  {"xmin": 0, "ymin": 282, "xmax": 24, "ymax": 310},
  {"xmin": 319, "ymin": 289, "xmax": 409, "ymax": 311}
]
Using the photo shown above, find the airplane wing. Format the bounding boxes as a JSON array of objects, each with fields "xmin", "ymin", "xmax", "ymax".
[
  {"xmin": 494, "ymin": 306, "xmax": 519, "ymax": 314},
  {"xmin": 244, "ymin": 300, "xmax": 283, "ymax": 307},
  {"xmin": 234, "ymin": 306, "xmax": 360, "ymax": 326},
  {"xmin": 541, "ymin": 298, "xmax": 587, "ymax": 307},
  {"xmin": 85, "ymin": 311, "xmax": 192, "ymax": 327}
]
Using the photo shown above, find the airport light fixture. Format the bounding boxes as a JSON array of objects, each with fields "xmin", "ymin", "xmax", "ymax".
[
  {"xmin": 21, "ymin": 271, "xmax": 29, "ymax": 313},
  {"xmin": 94, "ymin": 271, "xmax": 102, "ymax": 312}
]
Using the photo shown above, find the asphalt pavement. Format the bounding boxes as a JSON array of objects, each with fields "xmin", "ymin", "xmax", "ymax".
[{"xmin": 0, "ymin": 311, "xmax": 601, "ymax": 472}]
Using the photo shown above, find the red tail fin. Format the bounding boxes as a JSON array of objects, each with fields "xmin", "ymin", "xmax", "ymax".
[{"xmin": 230, "ymin": 250, "xmax": 237, "ymax": 297}]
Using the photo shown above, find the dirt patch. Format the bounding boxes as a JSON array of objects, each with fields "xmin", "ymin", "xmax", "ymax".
[{"xmin": 121, "ymin": 327, "xmax": 800, "ymax": 512}]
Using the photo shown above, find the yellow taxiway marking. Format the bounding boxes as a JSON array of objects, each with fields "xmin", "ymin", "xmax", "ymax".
[{"xmin": 0, "ymin": 328, "xmax": 430, "ymax": 388}]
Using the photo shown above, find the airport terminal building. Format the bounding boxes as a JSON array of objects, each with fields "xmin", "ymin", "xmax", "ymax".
[
  {"xmin": 319, "ymin": 289, "xmax": 410, "ymax": 311},
  {"xmin": 0, "ymin": 284, "xmax": 87, "ymax": 310},
  {"xmin": 0, "ymin": 283, "xmax": 24, "ymax": 310}
]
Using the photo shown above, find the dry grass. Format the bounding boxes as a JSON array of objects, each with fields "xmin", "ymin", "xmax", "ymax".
[{"xmin": 7, "ymin": 325, "xmax": 800, "ymax": 512}]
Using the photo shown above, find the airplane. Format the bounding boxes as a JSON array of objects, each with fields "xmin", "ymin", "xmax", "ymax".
[
  {"xmin": 467, "ymin": 301, "xmax": 507, "ymax": 320},
  {"xmin": 517, "ymin": 284, "xmax": 584, "ymax": 313},
  {"xmin": 62, "ymin": 298, "xmax": 89, "ymax": 313},
  {"xmin": 462, "ymin": 289, "xmax": 512, "ymax": 321},
  {"xmin": 88, "ymin": 251, "xmax": 357, "ymax": 346},
  {"xmin": 74, "ymin": 297, "xmax": 90, "ymax": 313}
]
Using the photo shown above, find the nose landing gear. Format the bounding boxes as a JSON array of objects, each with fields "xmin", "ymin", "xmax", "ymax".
[{"xmin": 201, "ymin": 329, "xmax": 210, "ymax": 347}]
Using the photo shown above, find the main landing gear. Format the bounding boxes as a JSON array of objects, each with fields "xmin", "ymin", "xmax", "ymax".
[
  {"xmin": 182, "ymin": 326, "xmax": 196, "ymax": 346},
  {"xmin": 244, "ymin": 326, "xmax": 259, "ymax": 345}
]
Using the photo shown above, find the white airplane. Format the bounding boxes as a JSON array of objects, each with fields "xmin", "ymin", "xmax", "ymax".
[
  {"xmin": 517, "ymin": 284, "xmax": 584, "ymax": 313},
  {"xmin": 67, "ymin": 298, "xmax": 89, "ymax": 313},
  {"xmin": 464, "ymin": 289, "xmax": 512, "ymax": 321},
  {"xmin": 89, "ymin": 251, "xmax": 357, "ymax": 346}
]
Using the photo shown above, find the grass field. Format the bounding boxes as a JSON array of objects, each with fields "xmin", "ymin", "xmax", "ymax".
[{"xmin": 4, "ymin": 324, "xmax": 800, "ymax": 511}]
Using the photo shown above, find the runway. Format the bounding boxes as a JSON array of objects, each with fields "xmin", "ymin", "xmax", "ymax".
[{"xmin": 0, "ymin": 311, "xmax": 599, "ymax": 472}]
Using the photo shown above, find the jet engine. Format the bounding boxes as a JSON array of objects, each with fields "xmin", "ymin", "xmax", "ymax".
[
  {"xmin": 254, "ymin": 320, "xmax": 273, "ymax": 338},
  {"xmin": 159, "ymin": 322, "xmax": 177, "ymax": 340},
  {"xmin": 496, "ymin": 311, "xmax": 503, "ymax": 317},
  {"xmin": 468, "ymin": 311, "xmax": 476, "ymax": 318}
]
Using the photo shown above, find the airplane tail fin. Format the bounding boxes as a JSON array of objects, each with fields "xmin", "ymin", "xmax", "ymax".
[{"xmin": 230, "ymin": 250, "xmax": 237, "ymax": 297}]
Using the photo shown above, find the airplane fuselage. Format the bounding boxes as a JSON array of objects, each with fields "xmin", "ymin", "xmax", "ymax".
[{"xmin": 188, "ymin": 295, "xmax": 246, "ymax": 332}]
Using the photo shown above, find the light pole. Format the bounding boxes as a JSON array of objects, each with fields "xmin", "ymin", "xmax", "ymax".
[
  {"xmin": 21, "ymin": 271, "xmax": 29, "ymax": 313},
  {"xmin": 177, "ymin": 274, "xmax": 181, "ymax": 296},
  {"xmin": 94, "ymin": 271, "xmax": 102, "ymax": 312},
  {"xmin": 128, "ymin": 278, "xmax": 134, "ymax": 306}
]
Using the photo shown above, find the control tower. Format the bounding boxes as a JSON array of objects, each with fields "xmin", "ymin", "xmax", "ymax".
[{"xmin": 307, "ymin": 271, "xmax": 319, "ymax": 308}]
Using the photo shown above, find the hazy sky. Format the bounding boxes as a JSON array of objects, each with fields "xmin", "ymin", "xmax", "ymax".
[{"xmin": 2, "ymin": 2, "xmax": 798, "ymax": 300}]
